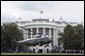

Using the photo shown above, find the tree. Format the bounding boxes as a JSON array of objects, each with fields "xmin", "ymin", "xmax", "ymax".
[
  {"xmin": 73, "ymin": 24, "xmax": 84, "ymax": 50},
  {"xmin": 58, "ymin": 24, "xmax": 84, "ymax": 50},
  {"xmin": 1, "ymin": 23, "xmax": 24, "ymax": 52}
]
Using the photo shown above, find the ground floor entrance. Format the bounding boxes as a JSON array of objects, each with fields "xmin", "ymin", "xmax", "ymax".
[{"xmin": 38, "ymin": 49, "xmax": 43, "ymax": 53}]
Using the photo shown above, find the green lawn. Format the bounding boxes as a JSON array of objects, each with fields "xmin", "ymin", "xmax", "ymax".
[{"xmin": 1, "ymin": 53, "xmax": 84, "ymax": 55}]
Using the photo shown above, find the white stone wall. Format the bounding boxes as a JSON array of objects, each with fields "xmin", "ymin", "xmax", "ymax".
[{"xmin": 16, "ymin": 20, "xmax": 78, "ymax": 53}]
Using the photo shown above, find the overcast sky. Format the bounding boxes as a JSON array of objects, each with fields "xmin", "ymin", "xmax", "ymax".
[{"xmin": 1, "ymin": 1, "xmax": 84, "ymax": 23}]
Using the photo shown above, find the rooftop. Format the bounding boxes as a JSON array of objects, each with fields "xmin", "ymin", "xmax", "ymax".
[{"xmin": 32, "ymin": 19, "xmax": 49, "ymax": 21}]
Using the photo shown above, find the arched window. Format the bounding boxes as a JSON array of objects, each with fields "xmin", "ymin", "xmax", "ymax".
[
  {"xmin": 47, "ymin": 49, "xmax": 49, "ymax": 53},
  {"xmin": 33, "ymin": 48, "xmax": 35, "ymax": 53}
]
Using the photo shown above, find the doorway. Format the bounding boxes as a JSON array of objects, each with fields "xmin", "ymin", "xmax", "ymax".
[{"xmin": 38, "ymin": 49, "xmax": 43, "ymax": 53}]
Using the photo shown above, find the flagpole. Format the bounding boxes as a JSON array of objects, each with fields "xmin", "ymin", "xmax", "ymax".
[
  {"xmin": 40, "ymin": 11, "xmax": 41, "ymax": 19},
  {"xmin": 40, "ymin": 11, "xmax": 43, "ymax": 19}
]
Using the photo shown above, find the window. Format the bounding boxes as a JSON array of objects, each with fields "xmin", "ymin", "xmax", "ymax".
[
  {"xmin": 38, "ymin": 49, "xmax": 43, "ymax": 53},
  {"xmin": 35, "ymin": 35, "xmax": 41, "ymax": 38},
  {"xmin": 28, "ymin": 37, "xmax": 31, "ymax": 38},
  {"xmin": 32, "ymin": 28, "xmax": 37, "ymax": 35},
  {"xmin": 45, "ymin": 28, "xmax": 49, "ymax": 35},
  {"xmin": 47, "ymin": 49, "xmax": 49, "ymax": 53},
  {"xmin": 51, "ymin": 28, "xmax": 53, "ymax": 36},
  {"xmin": 58, "ymin": 30, "xmax": 62, "ymax": 35},
  {"xmin": 28, "ymin": 28, "xmax": 31, "ymax": 35},
  {"xmin": 58, "ymin": 41, "xmax": 61, "ymax": 46},
  {"xmin": 33, "ymin": 49, "xmax": 35, "ymax": 53},
  {"xmin": 39, "ymin": 28, "xmax": 43, "ymax": 35}
]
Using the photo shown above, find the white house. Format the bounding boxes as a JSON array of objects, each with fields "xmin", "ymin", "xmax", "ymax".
[{"xmin": 14, "ymin": 18, "xmax": 78, "ymax": 53}]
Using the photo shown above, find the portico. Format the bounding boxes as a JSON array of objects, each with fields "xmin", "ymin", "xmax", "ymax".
[
  {"xmin": 17, "ymin": 19, "xmax": 75, "ymax": 53},
  {"xmin": 22, "ymin": 25, "xmax": 58, "ymax": 53}
]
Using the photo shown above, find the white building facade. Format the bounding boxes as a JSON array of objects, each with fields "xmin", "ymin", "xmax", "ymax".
[{"xmin": 15, "ymin": 19, "xmax": 78, "ymax": 53}]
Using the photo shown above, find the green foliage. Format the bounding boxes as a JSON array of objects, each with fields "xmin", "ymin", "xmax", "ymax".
[
  {"xmin": 1, "ymin": 23, "xmax": 24, "ymax": 52},
  {"xmin": 58, "ymin": 24, "xmax": 84, "ymax": 50}
]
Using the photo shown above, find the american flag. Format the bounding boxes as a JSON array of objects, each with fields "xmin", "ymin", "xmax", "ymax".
[{"xmin": 40, "ymin": 11, "xmax": 43, "ymax": 14}]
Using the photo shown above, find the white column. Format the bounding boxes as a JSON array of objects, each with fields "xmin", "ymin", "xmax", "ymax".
[
  {"xmin": 53, "ymin": 28, "xmax": 55, "ymax": 46},
  {"xmin": 49, "ymin": 28, "xmax": 52, "ymax": 50},
  {"xmin": 23, "ymin": 29, "xmax": 25, "ymax": 39},
  {"xmin": 31, "ymin": 28, "xmax": 32, "ymax": 39},
  {"xmin": 55, "ymin": 29, "xmax": 58, "ymax": 46},
  {"xmin": 43, "ymin": 27, "xmax": 45, "ymax": 53},
  {"xmin": 36, "ymin": 45, "xmax": 39, "ymax": 53},
  {"xmin": 49, "ymin": 28, "xmax": 51, "ymax": 39},
  {"xmin": 36, "ymin": 47, "xmax": 38, "ymax": 53},
  {"xmin": 43, "ymin": 28, "xmax": 45, "ymax": 35}
]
